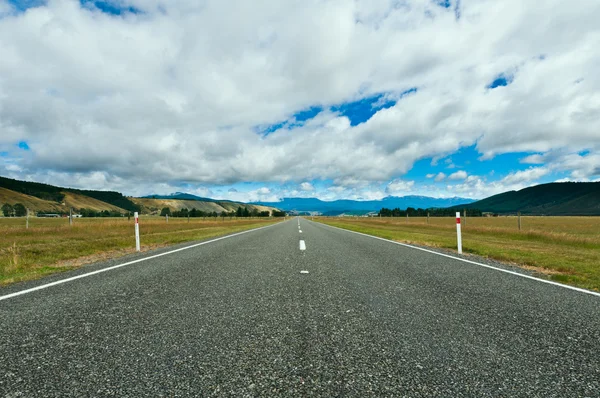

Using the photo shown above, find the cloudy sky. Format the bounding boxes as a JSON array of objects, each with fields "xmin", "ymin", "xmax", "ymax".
[{"xmin": 0, "ymin": 0, "xmax": 598, "ymax": 202}]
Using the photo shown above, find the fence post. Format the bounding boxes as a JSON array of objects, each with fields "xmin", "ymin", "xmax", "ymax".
[
  {"xmin": 518, "ymin": 211, "xmax": 521, "ymax": 231},
  {"xmin": 456, "ymin": 212, "xmax": 462, "ymax": 254},
  {"xmin": 463, "ymin": 209, "xmax": 466, "ymax": 228},
  {"xmin": 69, "ymin": 208, "xmax": 73, "ymax": 226},
  {"xmin": 166, "ymin": 214, "xmax": 169, "ymax": 223},
  {"xmin": 134, "ymin": 212, "xmax": 140, "ymax": 252},
  {"xmin": 26, "ymin": 208, "xmax": 29, "ymax": 229},
  {"xmin": 427, "ymin": 212, "xmax": 430, "ymax": 225}
]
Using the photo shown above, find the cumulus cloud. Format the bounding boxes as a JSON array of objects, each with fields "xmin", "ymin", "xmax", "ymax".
[
  {"xmin": 385, "ymin": 179, "xmax": 415, "ymax": 195},
  {"xmin": 0, "ymin": 0, "xmax": 598, "ymax": 199},
  {"xmin": 299, "ymin": 182, "xmax": 315, "ymax": 191},
  {"xmin": 434, "ymin": 172, "xmax": 447, "ymax": 182},
  {"xmin": 256, "ymin": 187, "xmax": 271, "ymax": 195},
  {"xmin": 448, "ymin": 170, "xmax": 468, "ymax": 180},
  {"xmin": 445, "ymin": 167, "xmax": 550, "ymax": 198},
  {"xmin": 500, "ymin": 167, "xmax": 549, "ymax": 186}
]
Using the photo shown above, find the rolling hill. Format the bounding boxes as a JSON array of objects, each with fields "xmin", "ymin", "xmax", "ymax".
[
  {"xmin": 456, "ymin": 182, "xmax": 600, "ymax": 215},
  {"xmin": 0, "ymin": 187, "xmax": 127, "ymax": 214},
  {"xmin": 131, "ymin": 197, "xmax": 277, "ymax": 215},
  {"xmin": 0, "ymin": 176, "xmax": 140, "ymax": 212},
  {"xmin": 0, "ymin": 176, "xmax": 279, "ymax": 216}
]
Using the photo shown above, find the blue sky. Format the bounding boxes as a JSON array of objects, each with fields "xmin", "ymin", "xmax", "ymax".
[{"xmin": 1, "ymin": 0, "xmax": 598, "ymax": 202}]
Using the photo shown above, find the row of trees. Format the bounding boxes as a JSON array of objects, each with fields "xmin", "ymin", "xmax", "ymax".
[
  {"xmin": 1, "ymin": 203, "xmax": 27, "ymax": 217},
  {"xmin": 1, "ymin": 204, "xmax": 127, "ymax": 218},
  {"xmin": 2, "ymin": 203, "xmax": 288, "ymax": 219},
  {"xmin": 378, "ymin": 207, "xmax": 483, "ymax": 217},
  {"xmin": 159, "ymin": 207, "xmax": 286, "ymax": 218},
  {"xmin": 79, "ymin": 208, "xmax": 124, "ymax": 217}
]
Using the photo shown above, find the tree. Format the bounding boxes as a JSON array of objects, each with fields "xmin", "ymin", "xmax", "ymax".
[
  {"xmin": 2, "ymin": 204, "xmax": 14, "ymax": 217},
  {"xmin": 236, "ymin": 207, "xmax": 243, "ymax": 217},
  {"xmin": 13, "ymin": 203, "xmax": 27, "ymax": 217},
  {"xmin": 243, "ymin": 207, "xmax": 250, "ymax": 217},
  {"xmin": 160, "ymin": 207, "xmax": 171, "ymax": 216}
]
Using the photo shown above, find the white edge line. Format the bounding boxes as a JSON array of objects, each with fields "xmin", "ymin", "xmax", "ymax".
[
  {"xmin": 316, "ymin": 221, "xmax": 600, "ymax": 298},
  {"xmin": 0, "ymin": 222, "xmax": 282, "ymax": 302}
]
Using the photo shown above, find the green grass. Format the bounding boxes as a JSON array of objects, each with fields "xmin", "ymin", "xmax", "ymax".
[
  {"xmin": 0, "ymin": 216, "xmax": 280, "ymax": 285},
  {"xmin": 315, "ymin": 216, "xmax": 600, "ymax": 292}
]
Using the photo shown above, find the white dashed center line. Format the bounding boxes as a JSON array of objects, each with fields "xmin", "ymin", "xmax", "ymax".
[
  {"xmin": 300, "ymin": 270, "xmax": 309, "ymax": 274},
  {"xmin": 299, "ymin": 240, "xmax": 306, "ymax": 251},
  {"xmin": 299, "ymin": 230, "xmax": 302, "ymax": 233}
]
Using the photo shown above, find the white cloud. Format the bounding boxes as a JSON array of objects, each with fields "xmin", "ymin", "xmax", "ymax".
[
  {"xmin": 448, "ymin": 170, "xmax": 468, "ymax": 180},
  {"xmin": 446, "ymin": 167, "xmax": 550, "ymax": 198},
  {"xmin": 520, "ymin": 154, "xmax": 545, "ymax": 164},
  {"xmin": 0, "ymin": 0, "xmax": 598, "ymax": 198},
  {"xmin": 385, "ymin": 179, "xmax": 415, "ymax": 195},
  {"xmin": 299, "ymin": 182, "xmax": 315, "ymax": 191},
  {"xmin": 256, "ymin": 187, "xmax": 271, "ymax": 195},
  {"xmin": 500, "ymin": 167, "xmax": 549, "ymax": 185},
  {"xmin": 425, "ymin": 173, "xmax": 435, "ymax": 178},
  {"xmin": 434, "ymin": 172, "xmax": 447, "ymax": 182}
]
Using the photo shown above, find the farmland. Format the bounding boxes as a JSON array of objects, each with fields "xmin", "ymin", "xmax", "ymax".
[
  {"xmin": 0, "ymin": 216, "xmax": 280, "ymax": 285},
  {"xmin": 315, "ymin": 216, "xmax": 600, "ymax": 291}
]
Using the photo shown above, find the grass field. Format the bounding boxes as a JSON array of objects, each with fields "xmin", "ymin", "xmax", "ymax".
[
  {"xmin": 315, "ymin": 216, "xmax": 600, "ymax": 292},
  {"xmin": 0, "ymin": 216, "xmax": 280, "ymax": 285}
]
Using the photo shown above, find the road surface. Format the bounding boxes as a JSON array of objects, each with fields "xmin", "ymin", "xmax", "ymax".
[{"xmin": 1, "ymin": 218, "xmax": 599, "ymax": 397}]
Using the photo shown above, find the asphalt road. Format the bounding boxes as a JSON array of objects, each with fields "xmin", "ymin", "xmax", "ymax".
[{"xmin": 1, "ymin": 218, "xmax": 599, "ymax": 397}]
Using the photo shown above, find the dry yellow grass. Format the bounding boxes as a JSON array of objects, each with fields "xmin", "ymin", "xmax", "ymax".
[
  {"xmin": 0, "ymin": 188, "xmax": 126, "ymax": 213},
  {"xmin": 0, "ymin": 216, "xmax": 280, "ymax": 285},
  {"xmin": 315, "ymin": 216, "xmax": 600, "ymax": 291}
]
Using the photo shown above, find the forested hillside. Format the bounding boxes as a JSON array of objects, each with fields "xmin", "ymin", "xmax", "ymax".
[{"xmin": 457, "ymin": 182, "xmax": 600, "ymax": 215}]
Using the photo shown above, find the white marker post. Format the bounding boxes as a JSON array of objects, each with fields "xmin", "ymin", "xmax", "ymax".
[
  {"xmin": 134, "ymin": 212, "xmax": 140, "ymax": 252},
  {"xmin": 456, "ymin": 212, "xmax": 462, "ymax": 254}
]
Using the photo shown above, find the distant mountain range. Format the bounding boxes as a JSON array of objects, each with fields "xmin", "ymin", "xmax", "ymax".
[
  {"xmin": 252, "ymin": 196, "xmax": 476, "ymax": 215},
  {"xmin": 457, "ymin": 182, "xmax": 600, "ymax": 215}
]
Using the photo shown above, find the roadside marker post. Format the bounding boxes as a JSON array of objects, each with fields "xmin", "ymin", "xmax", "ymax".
[
  {"xmin": 134, "ymin": 212, "xmax": 140, "ymax": 252},
  {"xmin": 456, "ymin": 212, "xmax": 462, "ymax": 254}
]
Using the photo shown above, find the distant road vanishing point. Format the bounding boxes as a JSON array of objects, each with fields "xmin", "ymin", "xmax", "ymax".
[{"xmin": 1, "ymin": 218, "xmax": 599, "ymax": 396}]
